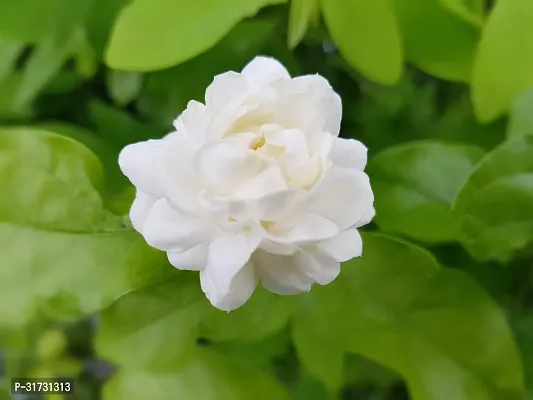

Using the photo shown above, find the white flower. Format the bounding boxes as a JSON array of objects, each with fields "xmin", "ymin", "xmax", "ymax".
[{"xmin": 118, "ymin": 56, "xmax": 374, "ymax": 311}]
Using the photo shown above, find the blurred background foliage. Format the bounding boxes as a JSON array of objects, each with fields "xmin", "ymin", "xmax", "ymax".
[{"xmin": 0, "ymin": 0, "xmax": 533, "ymax": 399}]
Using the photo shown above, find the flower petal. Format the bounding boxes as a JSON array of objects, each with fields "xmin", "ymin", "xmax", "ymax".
[
  {"xmin": 193, "ymin": 140, "xmax": 263, "ymax": 195},
  {"xmin": 168, "ymin": 243, "xmax": 208, "ymax": 271},
  {"xmin": 291, "ymin": 75, "xmax": 342, "ymax": 136},
  {"xmin": 206, "ymin": 230, "xmax": 263, "ymax": 290},
  {"xmin": 267, "ymin": 213, "xmax": 339, "ymax": 244},
  {"xmin": 354, "ymin": 206, "xmax": 375, "ymax": 228},
  {"xmin": 330, "ymin": 138, "xmax": 368, "ymax": 171},
  {"xmin": 254, "ymin": 250, "xmax": 315, "ymax": 295},
  {"xmin": 205, "ymin": 71, "xmax": 249, "ymax": 111},
  {"xmin": 118, "ymin": 140, "xmax": 164, "ymax": 197},
  {"xmin": 241, "ymin": 56, "xmax": 291, "ymax": 90},
  {"xmin": 129, "ymin": 190, "xmax": 156, "ymax": 232},
  {"xmin": 200, "ymin": 261, "xmax": 258, "ymax": 311},
  {"xmin": 142, "ymin": 198, "xmax": 211, "ymax": 252},
  {"xmin": 234, "ymin": 165, "xmax": 288, "ymax": 198},
  {"xmin": 316, "ymin": 228, "xmax": 363, "ymax": 262},
  {"xmin": 295, "ymin": 251, "xmax": 340, "ymax": 285},
  {"xmin": 311, "ymin": 167, "xmax": 374, "ymax": 230}
]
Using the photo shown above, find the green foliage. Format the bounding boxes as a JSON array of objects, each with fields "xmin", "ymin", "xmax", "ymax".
[
  {"xmin": 105, "ymin": 0, "xmax": 287, "ymax": 71},
  {"xmin": 453, "ymin": 135, "xmax": 533, "ymax": 262},
  {"xmin": 472, "ymin": 0, "xmax": 533, "ymax": 122},
  {"xmin": 1, "ymin": 1, "xmax": 533, "ymax": 399},
  {"xmin": 321, "ymin": 0, "xmax": 402, "ymax": 84},
  {"xmin": 368, "ymin": 140, "xmax": 485, "ymax": 243}
]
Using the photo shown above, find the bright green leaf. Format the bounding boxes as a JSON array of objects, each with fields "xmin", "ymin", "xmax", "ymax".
[
  {"xmin": 103, "ymin": 348, "xmax": 291, "ymax": 400},
  {"xmin": 107, "ymin": 70, "xmax": 143, "ymax": 106},
  {"xmin": 292, "ymin": 317, "xmax": 343, "ymax": 391},
  {"xmin": 321, "ymin": 0, "xmax": 402, "ymax": 84},
  {"xmin": 508, "ymin": 88, "xmax": 533, "ymax": 138},
  {"xmin": 392, "ymin": 0, "xmax": 480, "ymax": 81},
  {"xmin": 298, "ymin": 233, "xmax": 525, "ymax": 399},
  {"xmin": 0, "ymin": 128, "xmax": 175, "ymax": 327},
  {"xmin": 138, "ymin": 19, "xmax": 277, "ymax": 123},
  {"xmin": 439, "ymin": 0, "xmax": 484, "ymax": 27},
  {"xmin": 453, "ymin": 135, "xmax": 533, "ymax": 261},
  {"xmin": 472, "ymin": 0, "xmax": 533, "ymax": 122},
  {"xmin": 368, "ymin": 140, "xmax": 485, "ymax": 243},
  {"xmin": 96, "ymin": 279, "xmax": 205, "ymax": 369},
  {"xmin": 105, "ymin": 0, "xmax": 286, "ymax": 71},
  {"xmin": 287, "ymin": 0, "xmax": 318, "ymax": 49}
]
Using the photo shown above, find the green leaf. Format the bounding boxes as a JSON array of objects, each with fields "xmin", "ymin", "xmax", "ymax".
[
  {"xmin": 200, "ymin": 287, "xmax": 292, "ymax": 342},
  {"xmin": 508, "ymin": 88, "xmax": 533, "ymax": 138},
  {"xmin": 472, "ymin": 0, "xmax": 533, "ymax": 122},
  {"xmin": 138, "ymin": 19, "xmax": 278, "ymax": 124},
  {"xmin": 0, "ymin": 128, "xmax": 175, "ymax": 327},
  {"xmin": 104, "ymin": 348, "xmax": 291, "ymax": 400},
  {"xmin": 105, "ymin": 0, "xmax": 286, "ymax": 71},
  {"xmin": 298, "ymin": 233, "xmax": 525, "ymax": 399},
  {"xmin": 512, "ymin": 312, "xmax": 533, "ymax": 392},
  {"xmin": 321, "ymin": 0, "xmax": 402, "ymax": 84},
  {"xmin": 96, "ymin": 279, "xmax": 205, "ymax": 369},
  {"xmin": 0, "ymin": 0, "xmax": 59, "ymax": 43},
  {"xmin": 439, "ymin": 0, "xmax": 484, "ymax": 27},
  {"xmin": 107, "ymin": 70, "xmax": 143, "ymax": 106},
  {"xmin": 453, "ymin": 135, "xmax": 533, "ymax": 261},
  {"xmin": 292, "ymin": 317, "xmax": 343, "ymax": 391},
  {"xmin": 392, "ymin": 0, "xmax": 480, "ymax": 81},
  {"xmin": 287, "ymin": 0, "xmax": 318, "ymax": 49},
  {"xmin": 0, "ymin": 38, "xmax": 23, "ymax": 83},
  {"xmin": 88, "ymin": 100, "xmax": 166, "ymax": 150},
  {"xmin": 367, "ymin": 140, "xmax": 485, "ymax": 243},
  {"xmin": 15, "ymin": 29, "xmax": 84, "ymax": 108}
]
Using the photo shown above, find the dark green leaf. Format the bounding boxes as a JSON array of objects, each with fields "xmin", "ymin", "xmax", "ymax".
[
  {"xmin": 453, "ymin": 135, "xmax": 533, "ymax": 261},
  {"xmin": 368, "ymin": 140, "xmax": 485, "ymax": 243},
  {"xmin": 298, "ymin": 233, "xmax": 525, "ymax": 399}
]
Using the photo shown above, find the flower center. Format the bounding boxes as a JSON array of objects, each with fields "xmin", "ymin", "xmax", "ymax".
[{"xmin": 250, "ymin": 135, "xmax": 266, "ymax": 150}]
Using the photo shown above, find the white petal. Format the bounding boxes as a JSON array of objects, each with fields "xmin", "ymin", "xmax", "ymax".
[
  {"xmin": 330, "ymin": 138, "xmax": 368, "ymax": 171},
  {"xmin": 268, "ymin": 213, "xmax": 339, "ymax": 244},
  {"xmin": 311, "ymin": 167, "xmax": 374, "ymax": 230},
  {"xmin": 129, "ymin": 190, "xmax": 156, "ymax": 232},
  {"xmin": 206, "ymin": 231, "xmax": 263, "ymax": 291},
  {"xmin": 200, "ymin": 261, "xmax": 258, "ymax": 311},
  {"xmin": 296, "ymin": 251, "xmax": 340, "ymax": 285},
  {"xmin": 167, "ymin": 243, "xmax": 208, "ymax": 271},
  {"xmin": 193, "ymin": 140, "xmax": 262, "ymax": 195},
  {"xmin": 241, "ymin": 56, "xmax": 291, "ymax": 90},
  {"xmin": 118, "ymin": 140, "xmax": 164, "ymax": 197},
  {"xmin": 316, "ymin": 229, "xmax": 362, "ymax": 262},
  {"xmin": 354, "ymin": 206, "xmax": 375, "ymax": 228},
  {"xmin": 273, "ymin": 90, "xmax": 324, "ymax": 134},
  {"xmin": 152, "ymin": 138, "xmax": 202, "ymax": 216},
  {"xmin": 142, "ymin": 198, "xmax": 210, "ymax": 252},
  {"xmin": 205, "ymin": 72, "xmax": 249, "ymax": 110},
  {"xmin": 255, "ymin": 250, "xmax": 315, "ymax": 295},
  {"xmin": 291, "ymin": 75, "xmax": 342, "ymax": 136},
  {"xmin": 234, "ymin": 165, "xmax": 288, "ymax": 198}
]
